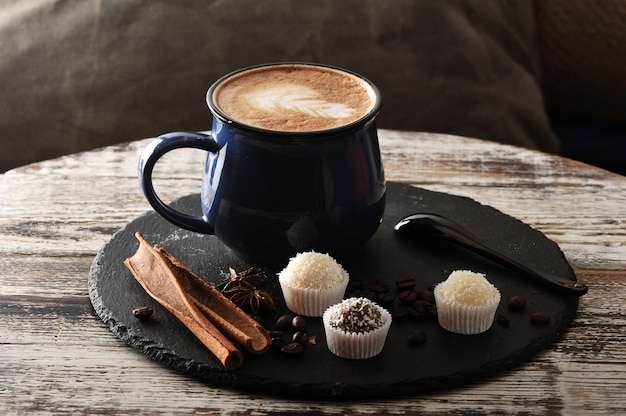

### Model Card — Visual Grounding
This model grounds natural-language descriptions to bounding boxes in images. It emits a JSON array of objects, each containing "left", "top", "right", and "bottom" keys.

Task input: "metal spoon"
[{"left": 394, "top": 212, "right": 588, "bottom": 296}]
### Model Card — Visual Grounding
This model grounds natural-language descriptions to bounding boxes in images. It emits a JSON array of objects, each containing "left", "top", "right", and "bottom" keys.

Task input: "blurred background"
[{"left": 1, "top": 0, "right": 624, "bottom": 175}]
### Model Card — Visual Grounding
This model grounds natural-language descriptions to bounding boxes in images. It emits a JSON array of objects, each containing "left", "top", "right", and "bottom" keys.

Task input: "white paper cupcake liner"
[
  {"left": 280, "top": 278, "right": 349, "bottom": 317},
  {"left": 322, "top": 305, "right": 392, "bottom": 360},
  {"left": 434, "top": 283, "right": 501, "bottom": 334}
]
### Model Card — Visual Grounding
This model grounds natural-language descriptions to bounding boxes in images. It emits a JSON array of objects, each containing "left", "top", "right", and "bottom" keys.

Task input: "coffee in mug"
[
  {"left": 211, "top": 64, "right": 377, "bottom": 132},
  {"left": 139, "top": 63, "right": 385, "bottom": 266}
]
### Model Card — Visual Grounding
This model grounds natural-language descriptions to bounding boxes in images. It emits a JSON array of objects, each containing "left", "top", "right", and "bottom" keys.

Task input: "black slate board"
[{"left": 88, "top": 182, "right": 579, "bottom": 398}]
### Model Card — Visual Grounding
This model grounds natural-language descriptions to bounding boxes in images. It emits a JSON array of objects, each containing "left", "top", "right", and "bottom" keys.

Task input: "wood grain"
[{"left": 1, "top": 130, "right": 625, "bottom": 415}]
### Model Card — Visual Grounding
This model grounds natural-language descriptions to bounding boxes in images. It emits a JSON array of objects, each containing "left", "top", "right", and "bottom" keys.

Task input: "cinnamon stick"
[
  {"left": 124, "top": 233, "right": 245, "bottom": 370},
  {"left": 154, "top": 244, "right": 271, "bottom": 355}
]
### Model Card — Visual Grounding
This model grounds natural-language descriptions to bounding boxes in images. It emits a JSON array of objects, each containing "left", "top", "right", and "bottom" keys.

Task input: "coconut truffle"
[
  {"left": 434, "top": 270, "right": 501, "bottom": 334},
  {"left": 323, "top": 297, "right": 392, "bottom": 359},
  {"left": 278, "top": 251, "right": 349, "bottom": 317}
]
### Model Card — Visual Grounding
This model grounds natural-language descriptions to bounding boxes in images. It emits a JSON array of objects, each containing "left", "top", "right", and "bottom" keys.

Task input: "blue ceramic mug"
[{"left": 139, "top": 63, "right": 385, "bottom": 266}]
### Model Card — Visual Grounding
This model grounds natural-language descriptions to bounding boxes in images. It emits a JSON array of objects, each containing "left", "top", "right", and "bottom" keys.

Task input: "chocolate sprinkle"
[{"left": 327, "top": 298, "right": 385, "bottom": 334}]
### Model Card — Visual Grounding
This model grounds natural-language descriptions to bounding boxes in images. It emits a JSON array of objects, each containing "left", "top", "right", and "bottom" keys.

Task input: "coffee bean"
[
  {"left": 292, "top": 315, "right": 307, "bottom": 332},
  {"left": 508, "top": 296, "right": 526, "bottom": 311},
  {"left": 399, "top": 290, "right": 417, "bottom": 304},
  {"left": 275, "top": 314, "right": 293, "bottom": 330},
  {"left": 407, "top": 330, "right": 426, "bottom": 346},
  {"left": 132, "top": 306, "right": 153, "bottom": 319},
  {"left": 415, "top": 289, "right": 435, "bottom": 304},
  {"left": 411, "top": 300, "right": 429, "bottom": 313},
  {"left": 376, "top": 292, "right": 396, "bottom": 305},
  {"left": 281, "top": 342, "right": 304, "bottom": 355},
  {"left": 268, "top": 330, "right": 284, "bottom": 338},
  {"left": 271, "top": 337, "right": 288, "bottom": 350},
  {"left": 424, "top": 302, "right": 437, "bottom": 318},
  {"left": 396, "top": 278, "right": 417, "bottom": 290},
  {"left": 531, "top": 312, "right": 550, "bottom": 325},
  {"left": 292, "top": 331, "right": 309, "bottom": 345},
  {"left": 392, "top": 306, "right": 411, "bottom": 321},
  {"left": 409, "top": 300, "right": 434, "bottom": 320},
  {"left": 497, "top": 313, "right": 510, "bottom": 326}
]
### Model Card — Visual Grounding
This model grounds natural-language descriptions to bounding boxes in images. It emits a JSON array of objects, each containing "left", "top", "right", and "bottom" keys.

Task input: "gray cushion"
[{"left": 0, "top": 0, "right": 558, "bottom": 172}]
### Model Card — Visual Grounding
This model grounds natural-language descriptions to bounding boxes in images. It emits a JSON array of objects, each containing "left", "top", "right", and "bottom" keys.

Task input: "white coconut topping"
[
  {"left": 436, "top": 270, "right": 497, "bottom": 306},
  {"left": 278, "top": 251, "right": 349, "bottom": 290}
]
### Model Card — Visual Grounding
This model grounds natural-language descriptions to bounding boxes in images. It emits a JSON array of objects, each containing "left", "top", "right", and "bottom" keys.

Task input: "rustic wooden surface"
[{"left": 1, "top": 130, "right": 624, "bottom": 415}]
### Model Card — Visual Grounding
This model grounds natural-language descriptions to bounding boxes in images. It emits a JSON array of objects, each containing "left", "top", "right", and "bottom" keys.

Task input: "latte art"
[
  {"left": 211, "top": 64, "right": 377, "bottom": 132},
  {"left": 251, "top": 85, "right": 357, "bottom": 120}
]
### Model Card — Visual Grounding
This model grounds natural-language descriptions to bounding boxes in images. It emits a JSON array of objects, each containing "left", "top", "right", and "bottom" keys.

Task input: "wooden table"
[{"left": 1, "top": 130, "right": 624, "bottom": 415}]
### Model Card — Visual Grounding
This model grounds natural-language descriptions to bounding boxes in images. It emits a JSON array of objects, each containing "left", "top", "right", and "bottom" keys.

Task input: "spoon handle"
[{"left": 394, "top": 213, "right": 588, "bottom": 296}]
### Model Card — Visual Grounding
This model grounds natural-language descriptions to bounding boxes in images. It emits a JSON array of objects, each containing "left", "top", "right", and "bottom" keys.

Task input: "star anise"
[
  {"left": 219, "top": 267, "right": 274, "bottom": 316},
  {"left": 223, "top": 284, "right": 276, "bottom": 316}
]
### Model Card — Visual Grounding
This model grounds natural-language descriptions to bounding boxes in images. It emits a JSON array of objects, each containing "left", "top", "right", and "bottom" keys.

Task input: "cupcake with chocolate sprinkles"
[
  {"left": 278, "top": 251, "right": 350, "bottom": 317},
  {"left": 323, "top": 297, "right": 392, "bottom": 359},
  {"left": 433, "top": 270, "right": 501, "bottom": 334}
]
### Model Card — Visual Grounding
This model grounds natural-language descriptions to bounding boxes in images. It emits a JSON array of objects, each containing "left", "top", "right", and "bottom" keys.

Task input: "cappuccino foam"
[{"left": 212, "top": 64, "right": 377, "bottom": 132}]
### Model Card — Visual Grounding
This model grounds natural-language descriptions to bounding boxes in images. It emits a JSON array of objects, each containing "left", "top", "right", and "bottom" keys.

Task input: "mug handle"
[{"left": 139, "top": 131, "right": 220, "bottom": 234}]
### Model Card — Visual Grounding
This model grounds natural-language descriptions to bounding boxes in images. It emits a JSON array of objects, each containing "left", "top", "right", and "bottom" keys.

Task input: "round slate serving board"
[{"left": 88, "top": 182, "right": 579, "bottom": 398}]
